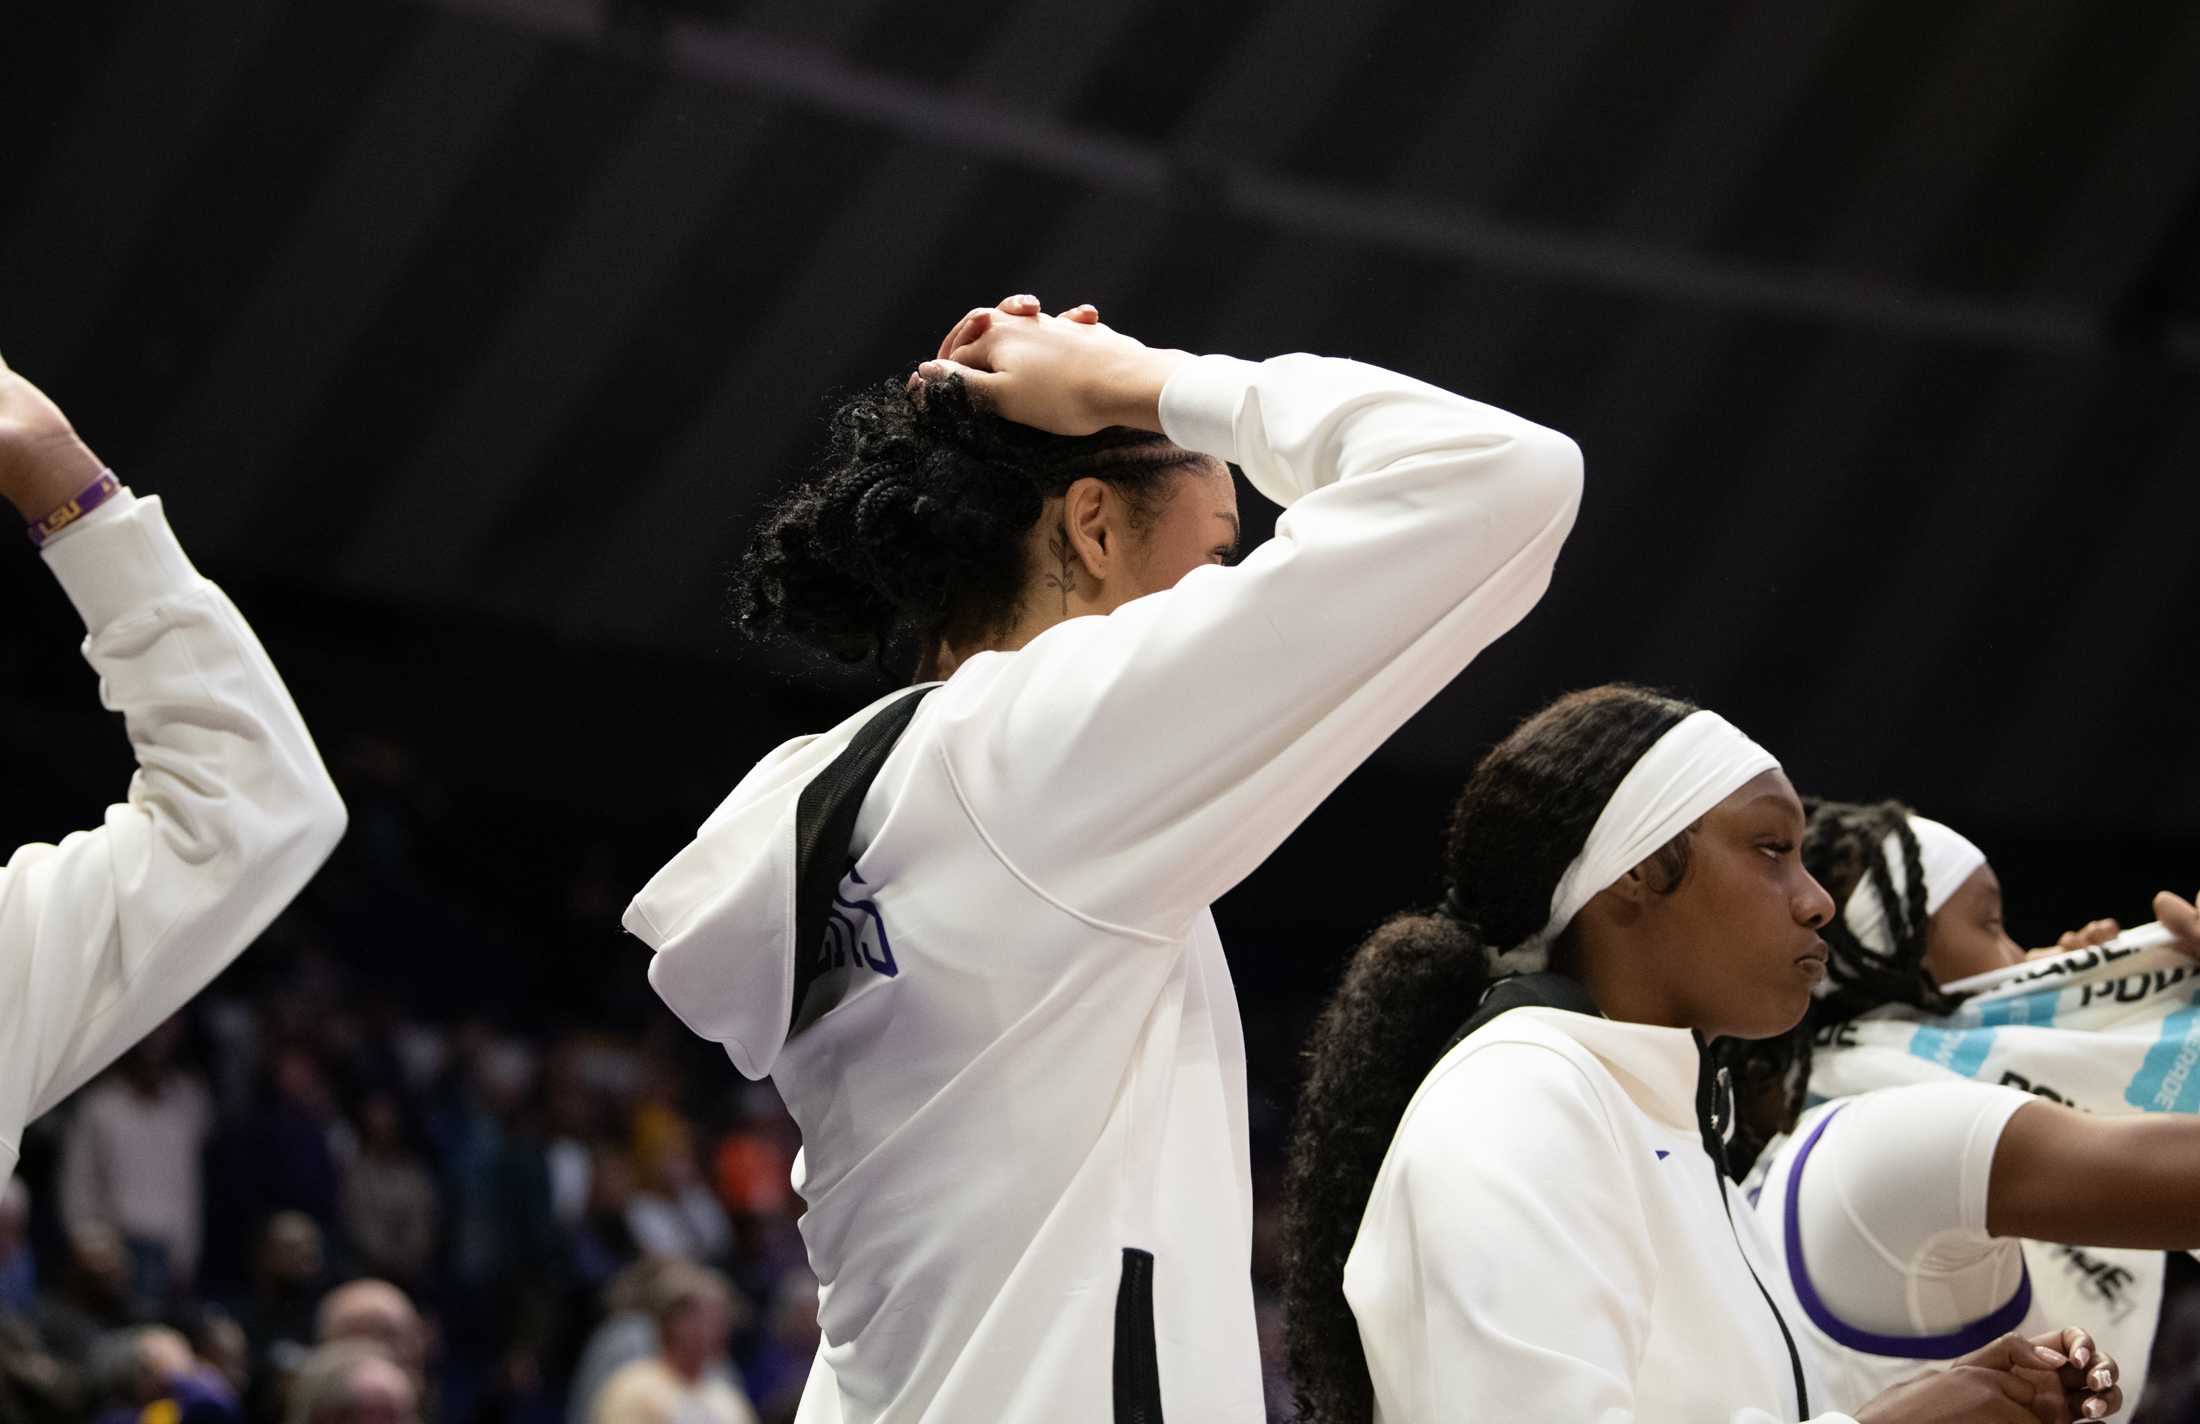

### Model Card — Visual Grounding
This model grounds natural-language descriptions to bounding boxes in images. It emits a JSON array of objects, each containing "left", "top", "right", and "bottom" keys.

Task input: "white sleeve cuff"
[
  {"left": 40, "top": 493, "right": 208, "bottom": 632},
  {"left": 1157, "top": 353, "right": 1263, "bottom": 465}
]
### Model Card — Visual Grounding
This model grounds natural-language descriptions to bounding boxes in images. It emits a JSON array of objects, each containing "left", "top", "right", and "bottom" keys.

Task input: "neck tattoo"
[{"left": 1042, "top": 527, "right": 1078, "bottom": 616}]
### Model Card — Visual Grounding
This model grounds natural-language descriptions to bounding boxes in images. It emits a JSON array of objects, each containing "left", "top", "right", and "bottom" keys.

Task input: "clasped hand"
[{"left": 912, "top": 293, "right": 1188, "bottom": 437}]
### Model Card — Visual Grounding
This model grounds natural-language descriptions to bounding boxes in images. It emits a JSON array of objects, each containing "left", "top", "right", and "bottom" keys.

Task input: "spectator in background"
[
  {"left": 590, "top": 1264, "right": 753, "bottom": 1424},
  {"left": 315, "top": 1279, "right": 429, "bottom": 1411},
  {"left": 543, "top": 1060, "right": 601, "bottom": 1234},
  {"left": 0, "top": 1310, "right": 81, "bottom": 1423},
  {"left": 0, "top": 1177, "right": 34, "bottom": 1313},
  {"left": 31, "top": 1221, "right": 138, "bottom": 1368},
  {"left": 570, "top": 1146, "right": 642, "bottom": 1292},
  {"left": 624, "top": 1111, "right": 727, "bottom": 1264},
  {"left": 233, "top": 1211, "right": 327, "bottom": 1413},
  {"left": 184, "top": 1306, "right": 254, "bottom": 1407},
  {"left": 339, "top": 1095, "right": 437, "bottom": 1290},
  {"left": 90, "top": 1324, "right": 241, "bottom": 1424},
  {"left": 283, "top": 1341, "right": 417, "bottom": 1424},
  {"left": 59, "top": 1018, "right": 214, "bottom": 1305},
  {"left": 566, "top": 1257, "right": 682, "bottom": 1424},
  {"left": 709, "top": 1089, "right": 792, "bottom": 1223},
  {"left": 738, "top": 1277, "right": 817, "bottom": 1424},
  {"left": 237, "top": 1049, "right": 346, "bottom": 1237}
]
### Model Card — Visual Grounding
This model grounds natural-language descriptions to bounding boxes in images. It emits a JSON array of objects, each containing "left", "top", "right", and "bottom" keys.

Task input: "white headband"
[
  {"left": 1840, "top": 815, "right": 1986, "bottom": 955},
  {"left": 1507, "top": 711, "right": 1780, "bottom": 968}
]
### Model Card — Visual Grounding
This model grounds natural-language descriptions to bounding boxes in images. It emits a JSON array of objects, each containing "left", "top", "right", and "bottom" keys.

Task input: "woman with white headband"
[
  {"left": 1282, "top": 685, "right": 2124, "bottom": 1424},
  {"left": 1720, "top": 801, "right": 2200, "bottom": 1414}
]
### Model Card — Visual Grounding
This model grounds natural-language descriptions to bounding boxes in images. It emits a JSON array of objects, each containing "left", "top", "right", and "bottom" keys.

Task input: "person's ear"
[
  {"left": 1061, "top": 477, "right": 1114, "bottom": 580},
  {"left": 1609, "top": 863, "right": 1659, "bottom": 906}
]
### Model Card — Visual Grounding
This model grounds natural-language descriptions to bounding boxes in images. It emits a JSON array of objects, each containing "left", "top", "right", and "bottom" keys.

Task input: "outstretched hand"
[
  {"left": 913, "top": 292, "right": 1189, "bottom": 437},
  {"left": 0, "top": 347, "right": 105, "bottom": 521}
]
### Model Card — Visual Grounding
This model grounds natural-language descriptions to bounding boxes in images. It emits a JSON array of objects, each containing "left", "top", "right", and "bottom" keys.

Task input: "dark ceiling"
[{"left": 4, "top": 0, "right": 2198, "bottom": 963}]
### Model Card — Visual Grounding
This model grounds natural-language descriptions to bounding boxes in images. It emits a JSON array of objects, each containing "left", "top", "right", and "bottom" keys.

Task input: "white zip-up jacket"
[
  {"left": 626, "top": 353, "right": 1583, "bottom": 1423},
  {"left": 2, "top": 492, "right": 347, "bottom": 1185},
  {"left": 1347, "top": 978, "right": 1862, "bottom": 1424}
]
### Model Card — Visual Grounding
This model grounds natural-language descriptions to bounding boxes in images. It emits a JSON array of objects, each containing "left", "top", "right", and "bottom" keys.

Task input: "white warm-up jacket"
[
  {"left": 1, "top": 493, "right": 347, "bottom": 1184},
  {"left": 1347, "top": 986, "right": 1863, "bottom": 1424},
  {"left": 627, "top": 353, "right": 1583, "bottom": 1423}
]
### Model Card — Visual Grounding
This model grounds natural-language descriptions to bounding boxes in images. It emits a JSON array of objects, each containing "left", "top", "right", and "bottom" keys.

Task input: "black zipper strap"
[
  {"left": 1113, "top": 1247, "right": 1164, "bottom": 1423},
  {"left": 1700, "top": 1050, "right": 1810, "bottom": 1419},
  {"left": 1714, "top": 1161, "right": 1812, "bottom": 1419}
]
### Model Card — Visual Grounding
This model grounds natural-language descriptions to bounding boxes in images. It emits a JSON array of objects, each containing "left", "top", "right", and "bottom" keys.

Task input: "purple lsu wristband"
[{"left": 27, "top": 468, "right": 123, "bottom": 547}]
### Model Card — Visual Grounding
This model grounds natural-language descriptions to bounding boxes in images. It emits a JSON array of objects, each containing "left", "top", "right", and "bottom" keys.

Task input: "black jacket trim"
[
  {"left": 1113, "top": 1247, "right": 1163, "bottom": 1423},
  {"left": 790, "top": 687, "right": 934, "bottom": 1037}
]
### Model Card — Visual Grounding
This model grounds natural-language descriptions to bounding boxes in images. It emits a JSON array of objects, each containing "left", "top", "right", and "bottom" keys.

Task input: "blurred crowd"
[{"left": 0, "top": 982, "right": 823, "bottom": 1424}]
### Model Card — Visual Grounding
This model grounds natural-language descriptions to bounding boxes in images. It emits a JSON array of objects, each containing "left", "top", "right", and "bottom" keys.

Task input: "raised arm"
[
  {"left": 0, "top": 351, "right": 347, "bottom": 1152},
  {"left": 931, "top": 314, "right": 1584, "bottom": 935}
]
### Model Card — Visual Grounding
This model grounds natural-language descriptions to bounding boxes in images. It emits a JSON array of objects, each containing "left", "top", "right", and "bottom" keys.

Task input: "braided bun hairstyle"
[
  {"left": 1283, "top": 684, "right": 1700, "bottom": 1424},
  {"left": 733, "top": 372, "right": 1193, "bottom": 666},
  {"left": 1719, "top": 798, "right": 1964, "bottom": 1175}
]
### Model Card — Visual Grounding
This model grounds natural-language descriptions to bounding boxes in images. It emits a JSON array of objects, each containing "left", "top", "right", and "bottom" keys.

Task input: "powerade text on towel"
[{"left": 625, "top": 353, "right": 1583, "bottom": 1423}]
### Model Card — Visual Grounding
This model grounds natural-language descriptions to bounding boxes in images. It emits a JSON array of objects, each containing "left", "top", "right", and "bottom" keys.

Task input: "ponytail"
[{"left": 1283, "top": 911, "right": 1492, "bottom": 1424}]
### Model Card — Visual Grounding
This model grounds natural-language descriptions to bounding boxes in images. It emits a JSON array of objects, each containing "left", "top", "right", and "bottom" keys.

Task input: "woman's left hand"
[{"left": 2025, "top": 1326, "right": 2120, "bottom": 1421}]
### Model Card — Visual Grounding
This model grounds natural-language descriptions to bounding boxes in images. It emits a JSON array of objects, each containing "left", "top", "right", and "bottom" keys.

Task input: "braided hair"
[
  {"left": 733, "top": 372, "right": 1194, "bottom": 668},
  {"left": 1282, "top": 684, "right": 1700, "bottom": 1424},
  {"left": 1719, "top": 798, "right": 1967, "bottom": 1175}
]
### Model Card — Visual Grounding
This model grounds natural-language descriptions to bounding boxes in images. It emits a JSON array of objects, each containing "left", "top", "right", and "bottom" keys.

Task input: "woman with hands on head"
[
  {"left": 626, "top": 296, "right": 1585, "bottom": 1421},
  {"left": 1283, "top": 685, "right": 2123, "bottom": 1424}
]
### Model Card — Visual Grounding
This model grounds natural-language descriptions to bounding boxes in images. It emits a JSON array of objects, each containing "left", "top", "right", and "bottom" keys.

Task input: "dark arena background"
[{"left": 3, "top": 1, "right": 2199, "bottom": 1420}]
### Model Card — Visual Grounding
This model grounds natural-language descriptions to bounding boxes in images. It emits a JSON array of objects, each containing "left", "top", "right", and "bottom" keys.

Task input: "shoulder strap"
[
  {"left": 1443, "top": 971, "right": 1603, "bottom": 1055},
  {"left": 790, "top": 686, "right": 936, "bottom": 1035}
]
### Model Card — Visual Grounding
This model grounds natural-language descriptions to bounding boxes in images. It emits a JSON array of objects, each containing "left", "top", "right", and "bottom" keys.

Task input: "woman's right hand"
[
  {"left": 915, "top": 293, "right": 1190, "bottom": 437},
  {"left": 1854, "top": 1329, "right": 2121, "bottom": 1423}
]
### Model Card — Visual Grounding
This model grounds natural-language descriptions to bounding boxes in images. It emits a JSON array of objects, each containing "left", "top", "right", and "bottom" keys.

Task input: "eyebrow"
[{"left": 1216, "top": 511, "right": 1241, "bottom": 554}]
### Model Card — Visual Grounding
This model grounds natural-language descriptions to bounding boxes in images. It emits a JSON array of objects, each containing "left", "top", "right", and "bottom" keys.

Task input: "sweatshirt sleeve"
[
  {"left": 938, "top": 353, "right": 1583, "bottom": 936},
  {"left": 0, "top": 493, "right": 348, "bottom": 1149},
  {"left": 1349, "top": 1043, "right": 1860, "bottom": 1424},
  {"left": 1785, "top": 1084, "right": 2033, "bottom": 1343}
]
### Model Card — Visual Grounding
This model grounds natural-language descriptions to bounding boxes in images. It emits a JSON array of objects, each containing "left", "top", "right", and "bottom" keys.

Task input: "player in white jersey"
[
  {"left": 626, "top": 295, "right": 1585, "bottom": 1422},
  {"left": 0, "top": 346, "right": 347, "bottom": 1187},
  {"left": 1284, "top": 685, "right": 2125, "bottom": 1424},
  {"left": 1723, "top": 799, "right": 2200, "bottom": 1412}
]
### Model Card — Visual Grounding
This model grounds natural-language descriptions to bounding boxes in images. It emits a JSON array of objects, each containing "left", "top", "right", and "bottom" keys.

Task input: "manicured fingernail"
[
  {"left": 2035, "top": 1346, "right": 2069, "bottom": 1367},
  {"left": 2092, "top": 1367, "right": 2113, "bottom": 1390},
  {"left": 2084, "top": 1398, "right": 2106, "bottom": 1419},
  {"left": 2074, "top": 1343, "right": 2092, "bottom": 1368}
]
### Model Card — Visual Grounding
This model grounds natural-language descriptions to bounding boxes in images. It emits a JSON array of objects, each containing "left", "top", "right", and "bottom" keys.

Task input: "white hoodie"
[
  {"left": 2, "top": 493, "right": 347, "bottom": 1185},
  {"left": 1347, "top": 981, "right": 1862, "bottom": 1424},
  {"left": 626, "top": 352, "right": 1582, "bottom": 1424}
]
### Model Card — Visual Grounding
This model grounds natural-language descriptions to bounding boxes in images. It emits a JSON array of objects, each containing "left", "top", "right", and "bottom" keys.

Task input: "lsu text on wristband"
[{"left": 27, "top": 467, "right": 123, "bottom": 547}]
